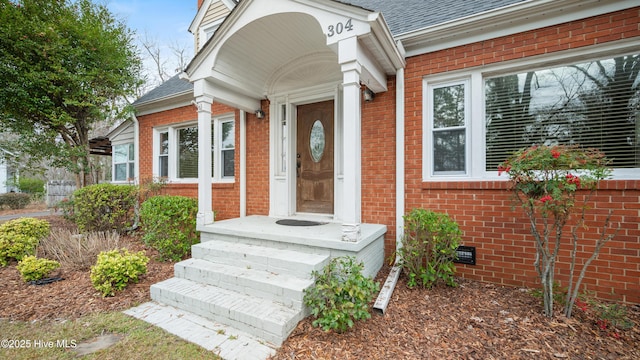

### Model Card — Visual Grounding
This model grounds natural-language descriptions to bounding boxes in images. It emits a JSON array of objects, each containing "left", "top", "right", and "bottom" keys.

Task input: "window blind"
[{"left": 485, "top": 54, "right": 639, "bottom": 170}]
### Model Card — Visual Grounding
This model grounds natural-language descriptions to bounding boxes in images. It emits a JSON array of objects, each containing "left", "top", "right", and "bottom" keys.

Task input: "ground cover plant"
[{"left": 304, "top": 256, "right": 379, "bottom": 333}]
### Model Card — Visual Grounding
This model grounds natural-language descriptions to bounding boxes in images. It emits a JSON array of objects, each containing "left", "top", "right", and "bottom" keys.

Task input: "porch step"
[
  {"left": 124, "top": 301, "right": 275, "bottom": 360},
  {"left": 191, "top": 240, "right": 330, "bottom": 279},
  {"left": 174, "top": 258, "right": 314, "bottom": 309},
  {"left": 150, "top": 277, "right": 304, "bottom": 346}
]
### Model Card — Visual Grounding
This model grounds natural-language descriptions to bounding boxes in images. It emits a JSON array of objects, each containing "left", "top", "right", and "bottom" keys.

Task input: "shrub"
[
  {"left": 499, "top": 145, "right": 613, "bottom": 318},
  {"left": 17, "top": 177, "right": 45, "bottom": 197},
  {"left": 398, "top": 209, "right": 460, "bottom": 289},
  {"left": 303, "top": 256, "right": 379, "bottom": 333},
  {"left": 0, "top": 192, "right": 31, "bottom": 209},
  {"left": 0, "top": 218, "right": 50, "bottom": 266},
  {"left": 71, "top": 183, "right": 138, "bottom": 233},
  {"left": 140, "top": 195, "right": 199, "bottom": 261},
  {"left": 16, "top": 255, "right": 60, "bottom": 282},
  {"left": 39, "top": 228, "right": 120, "bottom": 271},
  {"left": 90, "top": 248, "right": 149, "bottom": 297}
]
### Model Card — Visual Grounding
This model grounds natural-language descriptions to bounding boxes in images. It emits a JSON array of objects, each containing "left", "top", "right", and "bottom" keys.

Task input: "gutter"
[
  {"left": 373, "top": 64, "right": 405, "bottom": 315},
  {"left": 132, "top": 114, "right": 140, "bottom": 182}
]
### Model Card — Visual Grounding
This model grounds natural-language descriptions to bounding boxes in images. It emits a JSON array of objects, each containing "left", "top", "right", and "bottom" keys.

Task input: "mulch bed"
[{"left": 1, "top": 215, "right": 638, "bottom": 359}]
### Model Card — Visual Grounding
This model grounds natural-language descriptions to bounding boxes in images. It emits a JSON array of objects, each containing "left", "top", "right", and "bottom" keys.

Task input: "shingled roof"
[
  {"left": 132, "top": 74, "right": 193, "bottom": 107},
  {"left": 134, "top": 0, "right": 527, "bottom": 107},
  {"left": 336, "top": 0, "right": 526, "bottom": 35}
]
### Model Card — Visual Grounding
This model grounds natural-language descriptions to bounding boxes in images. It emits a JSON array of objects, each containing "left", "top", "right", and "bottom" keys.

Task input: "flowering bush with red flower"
[{"left": 499, "top": 145, "right": 616, "bottom": 318}]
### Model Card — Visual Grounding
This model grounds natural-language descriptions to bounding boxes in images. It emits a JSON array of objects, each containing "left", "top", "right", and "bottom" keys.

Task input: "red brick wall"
[
  {"left": 245, "top": 100, "right": 270, "bottom": 216},
  {"left": 402, "top": 8, "right": 640, "bottom": 303},
  {"left": 362, "top": 79, "right": 398, "bottom": 252},
  {"left": 137, "top": 103, "right": 241, "bottom": 220}
]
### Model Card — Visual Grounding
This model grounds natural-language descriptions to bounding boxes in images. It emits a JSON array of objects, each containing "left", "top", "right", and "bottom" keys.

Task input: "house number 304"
[{"left": 327, "top": 19, "right": 354, "bottom": 37}]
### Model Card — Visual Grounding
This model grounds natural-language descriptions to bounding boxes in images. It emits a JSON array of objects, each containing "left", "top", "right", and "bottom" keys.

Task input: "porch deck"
[{"left": 198, "top": 215, "right": 386, "bottom": 277}]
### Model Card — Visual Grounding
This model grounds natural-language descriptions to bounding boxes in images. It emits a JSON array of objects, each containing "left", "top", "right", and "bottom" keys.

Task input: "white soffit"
[{"left": 185, "top": 0, "right": 404, "bottom": 103}]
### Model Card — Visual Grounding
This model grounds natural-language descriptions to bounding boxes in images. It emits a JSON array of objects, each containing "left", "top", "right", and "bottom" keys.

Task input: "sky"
[{"left": 105, "top": 0, "right": 200, "bottom": 88}]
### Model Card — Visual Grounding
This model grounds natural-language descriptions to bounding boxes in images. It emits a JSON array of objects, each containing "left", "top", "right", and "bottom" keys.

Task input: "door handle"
[{"left": 296, "top": 153, "right": 301, "bottom": 177}]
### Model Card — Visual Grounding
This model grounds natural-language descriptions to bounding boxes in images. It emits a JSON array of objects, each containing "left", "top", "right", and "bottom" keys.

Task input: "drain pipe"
[
  {"left": 240, "top": 110, "right": 247, "bottom": 217},
  {"left": 373, "top": 65, "right": 405, "bottom": 315}
]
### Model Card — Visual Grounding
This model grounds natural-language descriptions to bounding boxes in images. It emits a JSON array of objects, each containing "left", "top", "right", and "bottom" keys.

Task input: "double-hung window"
[
  {"left": 214, "top": 119, "right": 235, "bottom": 179},
  {"left": 113, "top": 143, "right": 134, "bottom": 182},
  {"left": 425, "top": 79, "right": 470, "bottom": 176},
  {"left": 154, "top": 114, "right": 235, "bottom": 182}
]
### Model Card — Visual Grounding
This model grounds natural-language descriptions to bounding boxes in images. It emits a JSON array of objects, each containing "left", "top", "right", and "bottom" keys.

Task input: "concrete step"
[
  {"left": 174, "top": 258, "right": 313, "bottom": 310},
  {"left": 191, "top": 240, "right": 329, "bottom": 279},
  {"left": 124, "top": 302, "right": 275, "bottom": 360},
  {"left": 150, "top": 277, "right": 303, "bottom": 346}
]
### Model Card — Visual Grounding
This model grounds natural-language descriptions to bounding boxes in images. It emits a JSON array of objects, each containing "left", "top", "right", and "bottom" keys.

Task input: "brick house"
[{"left": 124, "top": 0, "right": 639, "bottom": 352}]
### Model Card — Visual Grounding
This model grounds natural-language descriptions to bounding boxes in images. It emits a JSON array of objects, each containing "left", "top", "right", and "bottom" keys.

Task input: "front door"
[{"left": 296, "top": 100, "right": 334, "bottom": 214}]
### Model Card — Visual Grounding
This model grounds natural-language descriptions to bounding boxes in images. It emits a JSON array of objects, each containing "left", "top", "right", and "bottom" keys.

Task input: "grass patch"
[{"left": 0, "top": 311, "right": 219, "bottom": 359}]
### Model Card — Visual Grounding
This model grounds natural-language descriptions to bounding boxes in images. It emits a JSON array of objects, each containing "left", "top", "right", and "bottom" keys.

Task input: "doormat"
[{"left": 276, "top": 219, "right": 327, "bottom": 226}]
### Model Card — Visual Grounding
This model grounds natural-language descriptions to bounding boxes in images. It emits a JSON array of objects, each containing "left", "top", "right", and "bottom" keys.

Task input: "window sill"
[{"left": 421, "top": 179, "right": 640, "bottom": 190}]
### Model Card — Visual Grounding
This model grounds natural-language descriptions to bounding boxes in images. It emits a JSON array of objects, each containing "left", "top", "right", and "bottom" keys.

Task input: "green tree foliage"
[{"left": 0, "top": 0, "right": 143, "bottom": 188}]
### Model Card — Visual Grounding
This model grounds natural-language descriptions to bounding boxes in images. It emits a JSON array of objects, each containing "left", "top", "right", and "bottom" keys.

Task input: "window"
[
  {"left": 178, "top": 126, "right": 198, "bottom": 178},
  {"left": 486, "top": 55, "right": 640, "bottom": 170},
  {"left": 113, "top": 143, "right": 134, "bottom": 182},
  {"left": 214, "top": 119, "right": 235, "bottom": 178},
  {"left": 154, "top": 114, "right": 235, "bottom": 182},
  {"left": 423, "top": 51, "right": 639, "bottom": 181},
  {"left": 426, "top": 80, "right": 470, "bottom": 176},
  {"left": 159, "top": 131, "right": 169, "bottom": 178}
]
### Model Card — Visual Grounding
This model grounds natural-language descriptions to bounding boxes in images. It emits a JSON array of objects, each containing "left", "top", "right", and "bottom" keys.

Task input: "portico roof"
[{"left": 183, "top": 0, "right": 404, "bottom": 112}]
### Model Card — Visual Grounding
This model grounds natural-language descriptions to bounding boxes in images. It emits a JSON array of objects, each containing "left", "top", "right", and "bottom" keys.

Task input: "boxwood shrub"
[
  {"left": 71, "top": 183, "right": 138, "bottom": 233},
  {"left": 0, "top": 192, "right": 31, "bottom": 210},
  {"left": 16, "top": 256, "right": 60, "bottom": 282},
  {"left": 140, "top": 195, "right": 199, "bottom": 261},
  {"left": 90, "top": 249, "right": 149, "bottom": 297},
  {"left": 0, "top": 218, "right": 50, "bottom": 266}
]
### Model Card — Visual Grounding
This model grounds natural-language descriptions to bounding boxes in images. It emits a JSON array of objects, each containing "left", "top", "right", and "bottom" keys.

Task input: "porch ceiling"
[{"left": 211, "top": 12, "right": 339, "bottom": 99}]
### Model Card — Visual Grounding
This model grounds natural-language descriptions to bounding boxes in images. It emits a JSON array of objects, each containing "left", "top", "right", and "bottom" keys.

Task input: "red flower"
[
  {"left": 575, "top": 299, "right": 588, "bottom": 312},
  {"left": 566, "top": 173, "right": 581, "bottom": 187},
  {"left": 539, "top": 195, "right": 553, "bottom": 203},
  {"left": 551, "top": 150, "right": 561, "bottom": 159},
  {"left": 498, "top": 165, "right": 511, "bottom": 176}
]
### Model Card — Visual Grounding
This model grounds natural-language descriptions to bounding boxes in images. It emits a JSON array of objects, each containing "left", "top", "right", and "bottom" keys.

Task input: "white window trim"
[
  {"left": 213, "top": 114, "right": 235, "bottom": 182},
  {"left": 198, "top": 18, "right": 224, "bottom": 51},
  {"left": 422, "top": 42, "right": 640, "bottom": 182},
  {"left": 424, "top": 78, "right": 472, "bottom": 179},
  {"left": 153, "top": 114, "right": 236, "bottom": 184}
]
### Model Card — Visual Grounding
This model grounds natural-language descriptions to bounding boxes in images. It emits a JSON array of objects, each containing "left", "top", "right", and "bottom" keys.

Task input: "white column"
[
  {"left": 339, "top": 37, "right": 362, "bottom": 242},
  {"left": 196, "top": 95, "right": 214, "bottom": 226}
]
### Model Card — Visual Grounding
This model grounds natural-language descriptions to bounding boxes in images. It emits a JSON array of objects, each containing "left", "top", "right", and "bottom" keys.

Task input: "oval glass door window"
[{"left": 309, "top": 120, "right": 325, "bottom": 163}]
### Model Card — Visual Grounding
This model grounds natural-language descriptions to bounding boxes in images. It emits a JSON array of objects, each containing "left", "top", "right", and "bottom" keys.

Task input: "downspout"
[
  {"left": 373, "top": 66, "right": 405, "bottom": 314},
  {"left": 132, "top": 115, "right": 140, "bottom": 182},
  {"left": 128, "top": 114, "right": 141, "bottom": 232},
  {"left": 240, "top": 110, "right": 247, "bottom": 217}
]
